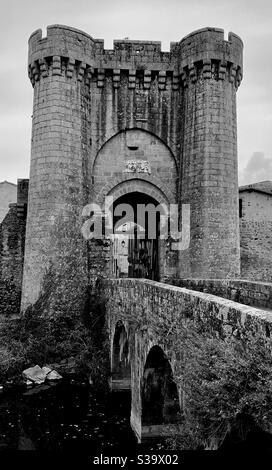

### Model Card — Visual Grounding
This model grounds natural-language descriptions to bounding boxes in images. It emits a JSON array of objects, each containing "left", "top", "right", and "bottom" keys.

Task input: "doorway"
[{"left": 112, "top": 192, "right": 162, "bottom": 281}]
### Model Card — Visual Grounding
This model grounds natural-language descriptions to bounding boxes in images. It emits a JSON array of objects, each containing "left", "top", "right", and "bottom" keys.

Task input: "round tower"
[
  {"left": 177, "top": 28, "right": 243, "bottom": 278},
  {"left": 21, "top": 26, "right": 98, "bottom": 309}
]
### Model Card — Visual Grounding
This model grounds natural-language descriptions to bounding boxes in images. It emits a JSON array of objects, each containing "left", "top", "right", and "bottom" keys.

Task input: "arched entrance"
[
  {"left": 142, "top": 346, "right": 181, "bottom": 426},
  {"left": 111, "top": 321, "right": 131, "bottom": 390},
  {"left": 111, "top": 192, "right": 165, "bottom": 281}
]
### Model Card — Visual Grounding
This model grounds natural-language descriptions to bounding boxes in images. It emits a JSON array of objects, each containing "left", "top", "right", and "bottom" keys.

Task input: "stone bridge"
[{"left": 102, "top": 279, "right": 272, "bottom": 443}]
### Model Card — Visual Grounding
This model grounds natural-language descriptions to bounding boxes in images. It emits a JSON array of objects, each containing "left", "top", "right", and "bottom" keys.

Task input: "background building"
[{"left": 239, "top": 181, "right": 272, "bottom": 282}]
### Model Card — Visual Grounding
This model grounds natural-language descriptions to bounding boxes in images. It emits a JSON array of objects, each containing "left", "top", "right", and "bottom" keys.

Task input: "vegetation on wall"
[
  {"left": 0, "top": 207, "right": 26, "bottom": 316},
  {"left": 0, "top": 197, "right": 109, "bottom": 387}
]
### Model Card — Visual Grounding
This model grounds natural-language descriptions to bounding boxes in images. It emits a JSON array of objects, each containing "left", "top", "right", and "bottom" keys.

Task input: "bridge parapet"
[
  {"left": 103, "top": 278, "right": 272, "bottom": 342},
  {"left": 168, "top": 278, "right": 272, "bottom": 310}
]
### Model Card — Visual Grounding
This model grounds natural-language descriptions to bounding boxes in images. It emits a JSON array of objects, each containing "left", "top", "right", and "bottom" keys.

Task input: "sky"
[{"left": 1, "top": 0, "right": 272, "bottom": 185}]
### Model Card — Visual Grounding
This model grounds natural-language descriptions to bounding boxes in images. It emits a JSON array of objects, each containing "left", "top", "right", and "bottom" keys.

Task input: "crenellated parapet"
[
  {"left": 28, "top": 25, "right": 243, "bottom": 90},
  {"left": 28, "top": 25, "right": 175, "bottom": 89},
  {"left": 29, "top": 25, "right": 243, "bottom": 91},
  {"left": 176, "top": 28, "right": 243, "bottom": 90},
  {"left": 28, "top": 25, "right": 101, "bottom": 63}
]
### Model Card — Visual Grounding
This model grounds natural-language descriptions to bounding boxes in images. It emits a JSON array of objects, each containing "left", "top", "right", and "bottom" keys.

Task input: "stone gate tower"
[{"left": 22, "top": 25, "right": 243, "bottom": 309}]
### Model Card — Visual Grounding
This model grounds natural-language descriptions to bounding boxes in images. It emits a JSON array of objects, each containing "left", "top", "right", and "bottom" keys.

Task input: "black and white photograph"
[{"left": 0, "top": 0, "right": 272, "bottom": 466}]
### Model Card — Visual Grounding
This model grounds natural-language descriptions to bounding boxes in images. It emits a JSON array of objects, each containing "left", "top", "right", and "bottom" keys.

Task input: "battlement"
[
  {"left": 29, "top": 25, "right": 167, "bottom": 56},
  {"left": 176, "top": 27, "right": 243, "bottom": 71},
  {"left": 28, "top": 24, "right": 243, "bottom": 89},
  {"left": 28, "top": 24, "right": 173, "bottom": 73},
  {"left": 28, "top": 25, "right": 103, "bottom": 64},
  {"left": 113, "top": 39, "right": 162, "bottom": 53}
]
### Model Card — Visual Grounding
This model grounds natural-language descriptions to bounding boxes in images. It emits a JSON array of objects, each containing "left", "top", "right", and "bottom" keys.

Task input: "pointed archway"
[
  {"left": 142, "top": 346, "right": 181, "bottom": 425},
  {"left": 111, "top": 191, "right": 166, "bottom": 280},
  {"left": 130, "top": 345, "right": 182, "bottom": 442},
  {"left": 111, "top": 321, "right": 131, "bottom": 391}
]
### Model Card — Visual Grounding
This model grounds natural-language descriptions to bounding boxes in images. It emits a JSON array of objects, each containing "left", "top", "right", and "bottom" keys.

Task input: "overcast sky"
[{"left": 1, "top": 0, "right": 272, "bottom": 185}]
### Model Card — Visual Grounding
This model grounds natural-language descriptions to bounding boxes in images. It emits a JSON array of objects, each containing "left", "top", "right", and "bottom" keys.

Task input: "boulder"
[
  {"left": 22, "top": 365, "right": 48, "bottom": 384},
  {"left": 46, "top": 370, "right": 62, "bottom": 381},
  {"left": 42, "top": 366, "right": 52, "bottom": 376}
]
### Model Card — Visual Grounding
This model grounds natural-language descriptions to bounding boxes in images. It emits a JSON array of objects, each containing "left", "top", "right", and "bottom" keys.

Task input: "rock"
[
  {"left": 42, "top": 366, "right": 52, "bottom": 376},
  {"left": 46, "top": 370, "right": 62, "bottom": 381},
  {"left": 22, "top": 365, "right": 48, "bottom": 384},
  {"left": 26, "top": 380, "right": 33, "bottom": 387},
  {"left": 0, "top": 385, "right": 3, "bottom": 392}
]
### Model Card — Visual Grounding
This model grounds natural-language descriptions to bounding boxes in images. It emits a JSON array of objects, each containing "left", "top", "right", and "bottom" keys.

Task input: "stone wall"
[
  {"left": 240, "top": 190, "right": 272, "bottom": 221},
  {"left": 168, "top": 278, "right": 272, "bottom": 310},
  {"left": 239, "top": 190, "right": 272, "bottom": 282},
  {"left": 0, "top": 210, "right": 26, "bottom": 315},
  {"left": 240, "top": 221, "right": 272, "bottom": 282},
  {"left": 0, "top": 180, "right": 28, "bottom": 315}
]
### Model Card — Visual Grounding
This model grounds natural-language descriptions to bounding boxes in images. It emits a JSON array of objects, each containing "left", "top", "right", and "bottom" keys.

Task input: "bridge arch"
[
  {"left": 142, "top": 345, "right": 181, "bottom": 426},
  {"left": 111, "top": 320, "right": 131, "bottom": 390}
]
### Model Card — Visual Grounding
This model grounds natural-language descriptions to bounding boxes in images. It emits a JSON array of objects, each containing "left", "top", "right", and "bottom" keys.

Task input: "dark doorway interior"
[
  {"left": 142, "top": 346, "right": 181, "bottom": 425},
  {"left": 112, "top": 321, "right": 130, "bottom": 381},
  {"left": 112, "top": 192, "right": 161, "bottom": 281}
]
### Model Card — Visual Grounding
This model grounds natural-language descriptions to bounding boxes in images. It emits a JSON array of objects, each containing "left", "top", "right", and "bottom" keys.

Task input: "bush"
[
  {"left": 0, "top": 285, "right": 109, "bottom": 387},
  {"left": 165, "top": 320, "right": 272, "bottom": 450},
  {"left": 0, "top": 195, "right": 110, "bottom": 387}
]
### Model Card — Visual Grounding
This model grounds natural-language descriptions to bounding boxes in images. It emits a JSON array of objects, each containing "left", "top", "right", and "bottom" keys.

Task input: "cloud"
[{"left": 239, "top": 152, "right": 272, "bottom": 185}]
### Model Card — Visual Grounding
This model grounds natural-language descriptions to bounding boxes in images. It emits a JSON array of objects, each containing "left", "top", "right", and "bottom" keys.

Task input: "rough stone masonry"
[{"left": 21, "top": 25, "right": 243, "bottom": 309}]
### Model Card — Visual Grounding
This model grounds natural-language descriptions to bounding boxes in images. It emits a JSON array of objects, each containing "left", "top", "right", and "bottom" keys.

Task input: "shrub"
[
  {"left": 0, "top": 193, "right": 110, "bottom": 387},
  {"left": 166, "top": 320, "right": 272, "bottom": 450}
]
